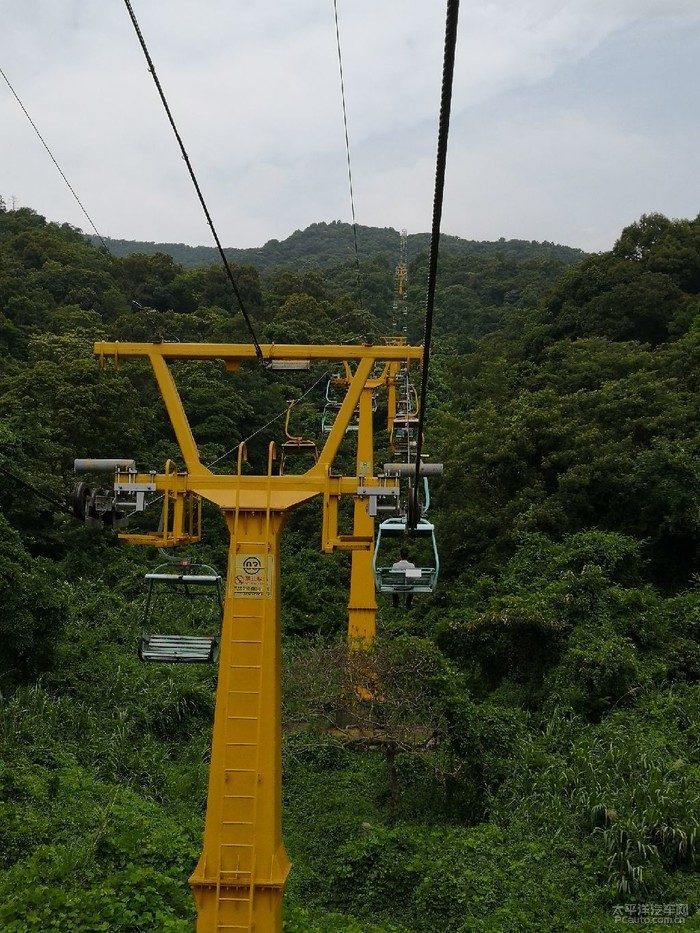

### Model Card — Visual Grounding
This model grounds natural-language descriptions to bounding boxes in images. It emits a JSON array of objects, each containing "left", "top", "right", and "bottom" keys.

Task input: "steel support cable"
[
  {"left": 0, "top": 65, "right": 110, "bottom": 252},
  {"left": 0, "top": 464, "right": 74, "bottom": 516},
  {"left": 122, "top": 0, "right": 265, "bottom": 366},
  {"left": 137, "top": 366, "right": 333, "bottom": 525},
  {"left": 333, "top": 0, "right": 362, "bottom": 296},
  {"left": 1, "top": 372, "right": 329, "bottom": 520},
  {"left": 205, "top": 367, "right": 331, "bottom": 469},
  {"left": 410, "top": 0, "right": 459, "bottom": 528}
]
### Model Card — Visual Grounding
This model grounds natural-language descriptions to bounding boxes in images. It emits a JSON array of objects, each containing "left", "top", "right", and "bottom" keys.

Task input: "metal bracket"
[
  {"left": 72, "top": 459, "right": 156, "bottom": 527},
  {"left": 356, "top": 485, "right": 400, "bottom": 517},
  {"left": 113, "top": 468, "right": 157, "bottom": 515}
]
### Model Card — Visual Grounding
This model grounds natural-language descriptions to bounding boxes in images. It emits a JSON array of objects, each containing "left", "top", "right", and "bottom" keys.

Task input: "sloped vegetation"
[{"left": 2, "top": 203, "right": 700, "bottom": 929}]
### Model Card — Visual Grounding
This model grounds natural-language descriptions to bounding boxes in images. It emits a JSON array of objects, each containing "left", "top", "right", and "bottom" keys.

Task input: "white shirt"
[{"left": 392, "top": 559, "right": 415, "bottom": 570}]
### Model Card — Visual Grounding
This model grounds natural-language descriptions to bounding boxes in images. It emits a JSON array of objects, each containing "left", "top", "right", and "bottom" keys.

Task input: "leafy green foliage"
[
  {"left": 94, "top": 221, "right": 586, "bottom": 272},
  {"left": 0, "top": 514, "right": 68, "bottom": 686},
  {"left": 3, "top": 203, "right": 700, "bottom": 928},
  {"left": 493, "top": 689, "right": 700, "bottom": 900},
  {"left": 0, "top": 757, "right": 196, "bottom": 931},
  {"left": 325, "top": 822, "right": 612, "bottom": 932}
]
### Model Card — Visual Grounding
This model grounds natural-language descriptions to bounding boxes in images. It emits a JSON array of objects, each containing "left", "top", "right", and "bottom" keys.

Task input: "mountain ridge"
[{"left": 92, "top": 220, "right": 587, "bottom": 271}]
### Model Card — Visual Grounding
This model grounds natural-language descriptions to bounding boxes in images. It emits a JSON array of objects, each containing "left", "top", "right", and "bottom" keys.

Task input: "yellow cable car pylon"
[
  {"left": 346, "top": 350, "right": 414, "bottom": 648},
  {"left": 92, "top": 340, "right": 422, "bottom": 933}
]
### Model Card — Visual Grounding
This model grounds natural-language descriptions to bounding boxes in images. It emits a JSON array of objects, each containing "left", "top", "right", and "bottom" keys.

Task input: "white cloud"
[
  {"left": 443, "top": 113, "right": 660, "bottom": 250},
  {"left": 1, "top": 1, "right": 699, "bottom": 250}
]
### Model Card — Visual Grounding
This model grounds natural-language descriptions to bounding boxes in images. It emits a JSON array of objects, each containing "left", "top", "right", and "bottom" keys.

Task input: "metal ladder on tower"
[
  {"left": 213, "top": 607, "right": 266, "bottom": 929},
  {"left": 212, "top": 444, "right": 274, "bottom": 932}
]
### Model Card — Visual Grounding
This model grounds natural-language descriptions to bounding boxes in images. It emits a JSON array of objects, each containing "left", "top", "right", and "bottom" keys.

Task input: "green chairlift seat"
[
  {"left": 138, "top": 562, "right": 223, "bottom": 664},
  {"left": 372, "top": 516, "right": 440, "bottom": 596}
]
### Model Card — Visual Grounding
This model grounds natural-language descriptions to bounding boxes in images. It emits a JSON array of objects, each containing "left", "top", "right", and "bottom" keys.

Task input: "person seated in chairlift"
[{"left": 391, "top": 548, "right": 415, "bottom": 609}]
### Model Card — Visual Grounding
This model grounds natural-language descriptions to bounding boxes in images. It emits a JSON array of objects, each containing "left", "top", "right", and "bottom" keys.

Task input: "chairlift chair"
[
  {"left": 321, "top": 401, "right": 343, "bottom": 433},
  {"left": 325, "top": 371, "right": 348, "bottom": 405},
  {"left": 390, "top": 414, "right": 420, "bottom": 456},
  {"left": 321, "top": 370, "right": 377, "bottom": 434},
  {"left": 279, "top": 400, "right": 318, "bottom": 474},
  {"left": 395, "top": 382, "right": 419, "bottom": 418},
  {"left": 321, "top": 402, "right": 361, "bottom": 434},
  {"left": 372, "top": 515, "right": 440, "bottom": 596},
  {"left": 139, "top": 561, "right": 223, "bottom": 663}
]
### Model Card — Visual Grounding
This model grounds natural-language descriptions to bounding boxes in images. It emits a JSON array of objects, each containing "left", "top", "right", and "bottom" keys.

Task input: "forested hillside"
[
  {"left": 94, "top": 220, "right": 585, "bottom": 272},
  {"left": 2, "top": 203, "right": 700, "bottom": 931}
]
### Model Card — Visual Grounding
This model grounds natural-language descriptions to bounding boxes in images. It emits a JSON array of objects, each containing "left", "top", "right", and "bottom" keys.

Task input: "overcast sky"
[{"left": 1, "top": 1, "right": 699, "bottom": 254}]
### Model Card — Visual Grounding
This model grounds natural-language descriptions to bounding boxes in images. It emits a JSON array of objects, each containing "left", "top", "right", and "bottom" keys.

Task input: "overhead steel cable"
[
  {"left": 410, "top": 0, "right": 460, "bottom": 528},
  {"left": 122, "top": 0, "right": 265, "bottom": 366},
  {"left": 1, "top": 370, "right": 329, "bottom": 524},
  {"left": 119, "top": 366, "right": 332, "bottom": 527},
  {"left": 0, "top": 464, "right": 74, "bottom": 516},
  {"left": 333, "top": 0, "right": 362, "bottom": 295},
  {"left": 0, "top": 65, "right": 110, "bottom": 252},
  {"left": 205, "top": 367, "right": 331, "bottom": 469}
]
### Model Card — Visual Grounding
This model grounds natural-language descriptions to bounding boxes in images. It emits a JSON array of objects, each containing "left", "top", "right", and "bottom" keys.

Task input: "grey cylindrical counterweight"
[
  {"left": 383, "top": 462, "right": 443, "bottom": 477},
  {"left": 74, "top": 458, "right": 136, "bottom": 473}
]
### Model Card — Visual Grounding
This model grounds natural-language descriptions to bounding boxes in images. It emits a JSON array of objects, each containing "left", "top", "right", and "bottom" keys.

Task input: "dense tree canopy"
[{"left": 2, "top": 203, "right": 700, "bottom": 929}]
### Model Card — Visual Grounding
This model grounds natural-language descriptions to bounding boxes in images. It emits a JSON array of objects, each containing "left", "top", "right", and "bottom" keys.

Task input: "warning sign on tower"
[{"left": 232, "top": 553, "right": 273, "bottom": 599}]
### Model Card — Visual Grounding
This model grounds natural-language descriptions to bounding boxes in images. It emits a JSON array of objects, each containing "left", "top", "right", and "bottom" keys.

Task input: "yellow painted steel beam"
[
  {"left": 347, "top": 382, "right": 378, "bottom": 646},
  {"left": 128, "top": 471, "right": 385, "bottom": 511},
  {"left": 148, "top": 353, "right": 210, "bottom": 476},
  {"left": 189, "top": 509, "right": 289, "bottom": 932},
  {"left": 313, "top": 356, "right": 374, "bottom": 471},
  {"left": 95, "top": 341, "right": 423, "bottom": 364}
]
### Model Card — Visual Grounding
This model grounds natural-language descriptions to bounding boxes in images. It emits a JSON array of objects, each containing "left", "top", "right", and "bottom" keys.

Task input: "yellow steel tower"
[{"left": 90, "top": 340, "right": 422, "bottom": 933}]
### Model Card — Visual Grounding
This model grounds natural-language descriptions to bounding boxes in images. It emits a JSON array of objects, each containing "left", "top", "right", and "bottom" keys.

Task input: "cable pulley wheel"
[
  {"left": 406, "top": 481, "right": 421, "bottom": 530},
  {"left": 71, "top": 481, "right": 91, "bottom": 521}
]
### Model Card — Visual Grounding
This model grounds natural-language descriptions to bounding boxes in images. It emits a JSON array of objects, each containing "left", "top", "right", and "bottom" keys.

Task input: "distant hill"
[{"left": 93, "top": 221, "right": 587, "bottom": 271}]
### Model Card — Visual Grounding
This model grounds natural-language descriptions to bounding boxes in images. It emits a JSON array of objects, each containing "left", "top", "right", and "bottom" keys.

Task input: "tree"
[{"left": 0, "top": 513, "right": 68, "bottom": 685}]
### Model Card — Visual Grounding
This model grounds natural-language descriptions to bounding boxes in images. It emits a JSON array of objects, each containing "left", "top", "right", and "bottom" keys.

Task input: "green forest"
[
  {"left": 94, "top": 221, "right": 585, "bottom": 272},
  {"left": 2, "top": 203, "right": 700, "bottom": 931}
]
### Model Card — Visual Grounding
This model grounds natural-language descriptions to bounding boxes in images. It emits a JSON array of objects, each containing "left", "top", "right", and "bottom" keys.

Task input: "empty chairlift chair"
[
  {"left": 139, "top": 561, "right": 223, "bottom": 663},
  {"left": 321, "top": 370, "right": 371, "bottom": 433},
  {"left": 372, "top": 515, "right": 440, "bottom": 598},
  {"left": 390, "top": 373, "right": 420, "bottom": 456},
  {"left": 321, "top": 373, "right": 346, "bottom": 433},
  {"left": 390, "top": 414, "right": 420, "bottom": 457},
  {"left": 279, "top": 399, "right": 318, "bottom": 474}
]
